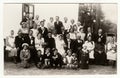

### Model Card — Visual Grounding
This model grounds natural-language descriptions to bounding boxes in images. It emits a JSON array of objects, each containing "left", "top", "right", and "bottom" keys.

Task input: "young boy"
[
  {"left": 80, "top": 45, "right": 89, "bottom": 69},
  {"left": 20, "top": 43, "right": 31, "bottom": 68},
  {"left": 52, "top": 49, "right": 62, "bottom": 68},
  {"left": 44, "top": 48, "right": 51, "bottom": 68},
  {"left": 71, "top": 53, "right": 78, "bottom": 69},
  {"left": 35, "top": 50, "right": 44, "bottom": 69}
]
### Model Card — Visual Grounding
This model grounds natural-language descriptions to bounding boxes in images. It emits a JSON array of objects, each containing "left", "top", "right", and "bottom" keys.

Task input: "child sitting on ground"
[
  {"left": 71, "top": 53, "right": 78, "bottom": 69},
  {"left": 44, "top": 48, "right": 51, "bottom": 68},
  {"left": 80, "top": 44, "right": 89, "bottom": 69},
  {"left": 52, "top": 49, "right": 62, "bottom": 68},
  {"left": 20, "top": 43, "right": 31, "bottom": 68},
  {"left": 66, "top": 49, "right": 73, "bottom": 69},
  {"left": 35, "top": 50, "right": 44, "bottom": 69}
]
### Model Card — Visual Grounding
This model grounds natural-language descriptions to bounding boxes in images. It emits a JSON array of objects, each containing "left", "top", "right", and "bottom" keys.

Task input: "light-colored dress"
[
  {"left": 84, "top": 41, "right": 95, "bottom": 59},
  {"left": 63, "top": 22, "right": 70, "bottom": 31},
  {"left": 106, "top": 42, "right": 117, "bottom": 61},
  {"left": 35, "top": 38, "right": 44, "bottom": 54},
  {"left": 70, "top": 33, "right": 76, "bottom": 40},
  {"left": 47, "top": 22, "right": 54, "bottom": 32},
  {"left": 66, "top": 55, "right": 73, "bottom": 64},
  {"left": 34, "top": 19, "right": 40, "bottom": 27},
  {"left": 77, "top": 32, "right": 86, "bottom": 41},
  {"left": 6, "top": 36, "right": 17, "bottom": 57},
  {"left": 56, "top": 39, "right": 65, "bottom": 56},
  {"left": 31, "top": 29, "right": 38, "bottom": 38},
  {"left": 20, "top": 28, "right": 29, "bottom": 34}
]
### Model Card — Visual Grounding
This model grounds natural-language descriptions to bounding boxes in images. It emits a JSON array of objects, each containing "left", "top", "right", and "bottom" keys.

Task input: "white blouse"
[
  {"left": 35, "top": 38, "right": 44, "bottom": 50},
  {"left": 84, "top": 41, "right": 95, "bottom": 51},
  {"left": 70, "top": 33, "right": 76, "bottom": 40},
  {"left": 66, "top": 55, "right": 73, "bottom": 64}
]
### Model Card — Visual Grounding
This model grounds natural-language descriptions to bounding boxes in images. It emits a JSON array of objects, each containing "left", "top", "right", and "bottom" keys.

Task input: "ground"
[{"left": 4, "top": 62, "right": 116, "bottom": 75}]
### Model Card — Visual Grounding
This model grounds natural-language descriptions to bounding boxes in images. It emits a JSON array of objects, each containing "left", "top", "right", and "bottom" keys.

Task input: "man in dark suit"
[
  {"left": 45, "top": 32, "right": 56, "bottom": 54},
  {"left": 54, "top": 16, "right": 64, "bottom": 34},
  {"left": 74, "top": 35, "right": 84, "bottom": 63},
  {"left": 38, "top": 21, "right": 48, "bottom": 42},
  {"left": 94, "top": 28, "right": 106, "bottom": 44},
  {"left": 64, "top": 33, "right": 75, "bottom": 53},
  {"left": 28, "top": 30, "right": 36, "bottom": 63},
  {"left": 61, "top": 26, "right": 68, "bottom": 41},
  {"left": 15, "top": 30, "right": 24, "bottom": 62}
]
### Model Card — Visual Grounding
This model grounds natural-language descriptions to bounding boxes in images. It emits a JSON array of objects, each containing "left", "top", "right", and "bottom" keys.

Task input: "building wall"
[
  {"left": 3, "top": 4, "right": 22, "bottom": 38},
  {"left": 34, "top": 4, "right": 79, "bottom": 27}
]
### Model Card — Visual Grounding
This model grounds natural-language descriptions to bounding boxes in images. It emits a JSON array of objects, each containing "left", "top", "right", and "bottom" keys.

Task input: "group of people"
[{"left": 5, "top": 15, "right": 117, "bottom": 69}]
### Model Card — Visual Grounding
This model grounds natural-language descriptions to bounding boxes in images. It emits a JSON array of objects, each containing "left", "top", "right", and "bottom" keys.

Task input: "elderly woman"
[
  {"left": 6, "top": 30, "right": 17, "bottom": 63},
  {"left": 94, "top": 38, "right": 107, "bottom": 65}
]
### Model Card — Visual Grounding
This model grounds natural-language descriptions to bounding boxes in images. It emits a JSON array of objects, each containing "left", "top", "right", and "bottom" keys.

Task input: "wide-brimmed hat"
[
  {"left": 22, "top": 43, "right": 29, "bottom": 47},
  {"left": 72, "top": 53, "right": 76, "bottom": 56}
]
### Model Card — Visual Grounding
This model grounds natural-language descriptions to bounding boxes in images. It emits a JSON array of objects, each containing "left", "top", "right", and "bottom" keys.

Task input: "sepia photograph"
[{"left": 3, "top": 3, "right": 117, "bottom": 75}]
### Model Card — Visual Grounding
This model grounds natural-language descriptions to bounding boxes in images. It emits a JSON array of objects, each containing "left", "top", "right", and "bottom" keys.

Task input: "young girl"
[
  {"left": 66, "top": 49, "right": 73, "bottom": 69},
  {"left": 20, "top": 43, "right": 31, "bottom": 68},
  {"left": 80, "top": 45, "right": 89, "bottom": 69}
]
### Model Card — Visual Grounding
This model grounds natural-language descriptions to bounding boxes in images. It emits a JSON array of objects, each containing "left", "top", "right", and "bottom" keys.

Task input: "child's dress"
[{"left": 66, "top": 55, "right": 73, "bottom": 67}]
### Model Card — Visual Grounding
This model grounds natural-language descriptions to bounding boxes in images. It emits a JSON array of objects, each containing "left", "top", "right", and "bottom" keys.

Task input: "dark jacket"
[
  {"left": 38, "top": 27, "right": 48, "bottom": 41},
  {"left": 15, "top": 36, "right": 24, "bottom": 49},
  {"left": 46, "top": 37, "right": 56, "bottom": 50},
  {"left": 64, "top": 39, "right": 75, "bottom": 52},
  {"left": 94, "top": 34, "right": 106, "bottom": 44},
  {"left": 54, "top": 21, "right": 63, "bottom": 34}
]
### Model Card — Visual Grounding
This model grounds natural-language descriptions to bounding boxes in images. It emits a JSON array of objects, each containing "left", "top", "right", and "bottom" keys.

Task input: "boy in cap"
[{"left": 20, "top": 43, "right": 31, "bottom": 68}]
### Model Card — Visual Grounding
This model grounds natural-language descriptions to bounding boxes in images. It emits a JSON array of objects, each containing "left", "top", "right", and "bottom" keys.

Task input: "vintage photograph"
[{"left": 3, "top": 3, "right": 117, "bottom": 75}]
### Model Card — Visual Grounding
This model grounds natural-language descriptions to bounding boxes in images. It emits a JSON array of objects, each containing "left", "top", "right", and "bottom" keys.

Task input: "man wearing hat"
[{"left": 38, "top": 20, "right": 48, "bottom": 42}]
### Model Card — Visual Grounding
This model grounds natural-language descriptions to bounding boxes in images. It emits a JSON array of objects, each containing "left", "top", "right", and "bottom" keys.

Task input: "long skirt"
[
  {"left": 107, "top": 50, "right": 117, "bottom": 61},
  {"left": 89, "top": 50, "right": 94, "bottom": 59},
  {"left": 6, "top": 47, "right": 17, "bottom": 57}
]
